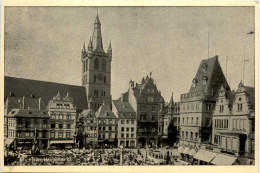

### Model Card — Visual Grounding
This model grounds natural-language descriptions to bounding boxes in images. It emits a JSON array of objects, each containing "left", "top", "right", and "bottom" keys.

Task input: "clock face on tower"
[{"left": 97, "top": 73, "right": 103, "bottom": 81}]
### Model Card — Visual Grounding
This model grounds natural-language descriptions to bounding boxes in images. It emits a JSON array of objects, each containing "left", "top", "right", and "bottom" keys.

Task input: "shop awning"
[
  {"left": 50, "top": 140, "right": 74, "bottom": 144},
  {"left": 183, "top": 147, "right": 190, "bottom": 154},
  {"left": 5, "top": 138, "right": 14, "bottom": 146},
  {"left": 188, "top": 148, "right": 197, "bottom": 156},
  {"left": 211, "top": 154, "right": 237, "bottom": 165},
  {"left": 177, "top": 146, "right": 185, "bottom": 153},
  {"left": 194, "top": 149, "right": 217, "bottom": 163}
]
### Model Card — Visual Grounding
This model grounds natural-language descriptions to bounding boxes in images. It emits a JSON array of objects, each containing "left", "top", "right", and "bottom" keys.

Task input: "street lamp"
[{"left": 120, "top": 144, "right": 124, "bottom": 165}]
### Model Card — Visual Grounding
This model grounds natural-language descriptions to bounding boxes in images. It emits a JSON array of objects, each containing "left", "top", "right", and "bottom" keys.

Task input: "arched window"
[
  {"left": 83, "top": 61, "right": 85, "bottom": 72},
  {"left": 102, "top": 59, "right": 106, "bottom": 71},
  {"left": 104, "top": 76, "right": 106, "bottom": 84},
  {"left": 85, "top": 75, "right": 87, "bottom": 84},
  {"left": 85, "top": 60, "right": 88, "bottom": 71},
  {"left": 94, "top": 74, "right": 96, "bottom": 83},
  {"left": 94, "top": 58, "right": 99, "bottom": 70}
]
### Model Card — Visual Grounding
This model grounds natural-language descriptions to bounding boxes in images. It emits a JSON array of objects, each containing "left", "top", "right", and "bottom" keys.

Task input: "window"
[
  {"left": 126, "top": 127, "right": 129, "bottom": 132},
  {"left": 238, "top": 104, "right": 243, "bottom": 111},
  {"left": 206, "top": 103, "right": 212, "bottom": 111},
  {"left": 66, "top": 132, "right": 70, "bottom": 138},
  {"left": 67, "top": 124, "right": 71, "bottom": 129},
  {"left": 59, "top": 124, "right": 63, "bottom": 129},
  {"left": 121, "top": 120, "right": 125, "bottom": 124},
  {"left": 121, "top": 127, "right": 124, "bottom": 131},
  {"left": 58, "top": 132, "right": 63, "bottom": 138},
  {"left": 51, "top": 123, "right": 55, "bottom": 129},
  {"left": 191, "top": 132, "right": 193, "bottom": 140},
  {"left": 140, "top": 105, "right": 146, "bottom": 111},
  {"left": 104, "top": 76, "right": 106, "bottom": 84},
  {"left": 195, "top": 133, "right": 198, "bottom": 140},
  {"left": 94, "top": 58, "right": 99, "bottom": 70},
  {"left": 102, "top": 59, "right": 106, "bottom": 71},
  {"left": 99, "top": 126, "right": 101, "bottom": 130},
  {"left": 186, "top": 131, "right": 188, "bottom": 139},
  {"left": 121, "top": 133, "right": 124, "bottom": 138},
  {"left": 220, "top": 105, "right": 224, "bottom": 112},
  {"left": 126, "top": 120, "right": 129, "bottom": 124},
  {"left": 109, "top": 126, "right": 112, "bottom": 130},
  {"left": 131, "top": 133, "right": 134, "bottom": 138},
  {"left": 152, "top": 115, "right": 156, "bottom": 121},
  {"left": 206, "top": 118, "right": 210, "bottom": 126},
  {"left": 182, "top": 131, "right": 184, "bottom": 138},
  {"left": 147, "top": 97, "right": 154, "bottom": 103},
  {"left": 183, "top": 104, "right": 185, "bottom": 111},
  {"left": 131, "top": 127, "right": 134, "bottom": 131},
  {"left": 196, "top": 117, "right": 199, "bottom": 124},
  {"left": 182, "top": 118, "right": 185, "bottom": 124},
  {"left": 85, "top": 60, "right": 88, "bottom": 71},
  {"left": 126, "top": 133, "right": 129, "bottom": 138},
  {"left": 186, "top": 118, "right": 189, "bottom": 124},
  {"left": 203, "top": 76, "right": 208, "bottom": 85},
  {"left": 103, "top": 126, "right": 105, "bottom": 130},
  {"left": 131, "top": 120, "right": 134, "bottom": 124},
  {"left": 191, "top": 118, "right": 194, "bottom": 124},
  {"left": 94, "top": 74, "right": 96, "bottom": 83}
]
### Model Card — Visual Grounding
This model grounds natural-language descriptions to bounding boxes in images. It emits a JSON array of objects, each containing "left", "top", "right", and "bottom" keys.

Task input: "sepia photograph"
[{"left": 0, "top": 1, "right": 258, "bottom": 173}]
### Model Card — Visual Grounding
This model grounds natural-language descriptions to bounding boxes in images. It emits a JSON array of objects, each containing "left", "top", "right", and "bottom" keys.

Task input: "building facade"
[
  {"left": 212, "top": 81, "right": 255, "bottom": 164},
  {"left": 77, "top": 109, "right": 98, "bottom": 148},
  {"left": 47, "top": 92, "right": 77, "bottom": 149},
  {"left": 112, "top": 100, "right": 137, "bottom": 148},
  {"left": 119, "top": 75, "right": 165, "bottom": 148},
  {"left": 81, "top": 14, "right": 112, "bottom": 111},
  {"left": 179, "top": 56, "right": 229, "bottom": 151},
  {"left": 96, "top": 104, "right": 118, "bottom": 148}
]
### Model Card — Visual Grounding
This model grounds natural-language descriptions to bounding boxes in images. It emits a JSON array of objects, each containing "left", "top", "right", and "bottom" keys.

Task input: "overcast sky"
[{"left": 4, "top": 6, "right": 255, "bottom": 102}]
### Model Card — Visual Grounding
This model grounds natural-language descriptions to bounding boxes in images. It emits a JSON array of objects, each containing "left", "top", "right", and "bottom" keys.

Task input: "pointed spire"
[
  {"left": 82, "top": 42, "right": 86, "bottom": 53},
  {"left": 239, "top": 80, "right": 244, "bottom": 87},
  {"left": 95, "top": 14, "right": 101, "bottom": 24},
  {"left": 108, "top": 41, "right": 112, "bottom": 50},
  {"left": 169, "top": 92, "right": 174, "bottom": 108},
  {"left": 88, "top": 37, "right": 93, "bottom": 51},
  {"left": 92, "top": 14, "right": 104, "bottom": 53}
]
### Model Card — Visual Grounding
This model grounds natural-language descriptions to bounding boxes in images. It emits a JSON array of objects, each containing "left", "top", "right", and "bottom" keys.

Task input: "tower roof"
[
  {"left": 92, "top": 14, "right": 105, "bottom": 54},
  {"left": 88, "top": 37, "right": 93, "bottom": 49},
  {"left": 168, "top": 92, "right": 174, "bottom": 108},
  {"left": 189, "top": 55, "right": 230, "bottom": 94}
]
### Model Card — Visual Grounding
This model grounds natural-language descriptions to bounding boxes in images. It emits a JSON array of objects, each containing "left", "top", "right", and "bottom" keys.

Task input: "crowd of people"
[{"left": 4, "top": 147, "right": 179, "bottom": 166}]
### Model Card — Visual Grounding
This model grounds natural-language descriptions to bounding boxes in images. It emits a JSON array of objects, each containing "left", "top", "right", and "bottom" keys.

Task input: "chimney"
[
  {"left": 121, "top": 93, "right": 124, "bottom": 102},
  {"left": 39, "top": 98, "right": 42, "bottom": 110}
]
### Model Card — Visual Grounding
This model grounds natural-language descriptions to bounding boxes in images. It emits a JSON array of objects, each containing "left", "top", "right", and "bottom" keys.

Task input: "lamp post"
[{"left": 120, "top": 144, "right": 124, "bottom": 165}]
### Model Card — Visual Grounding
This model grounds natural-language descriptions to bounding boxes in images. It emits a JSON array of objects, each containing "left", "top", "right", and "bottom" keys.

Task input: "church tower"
[{"left": 81, "top": 14, "right": 112, "bottom": 111}]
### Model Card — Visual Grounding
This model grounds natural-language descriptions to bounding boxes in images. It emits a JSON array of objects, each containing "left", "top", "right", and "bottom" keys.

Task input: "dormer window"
[
  {"left": 203, "top": 76, "right": 208, "bottom": 85},
  {"left": 192, "top": 79, "right": 198, "bottom": 87},
  {"left": 202, "top": 63, "right": 207, "bottom": 72}
]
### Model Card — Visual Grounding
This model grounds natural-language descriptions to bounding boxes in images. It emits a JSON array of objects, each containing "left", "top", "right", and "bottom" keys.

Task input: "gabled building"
[
  {"left": 47, "top": 92, "right": 77, "bottom": 149},
  {"left": 112, "top": 100, "right": 137, "bottom": 148},
  {"left": 118, "top": 75, "right": 165, "bottom": 148},
  {"left": 179, "top": 56, "right": 229, "bottom": 152},
  {"left": 96, "top": 103, "right": 118, "bottom": 148},
  {"left": 77, "top": 109, "right": 98, "bottom": 149},
  {"left": 212, "top": 81, "right": 255, "bottom": 164}
]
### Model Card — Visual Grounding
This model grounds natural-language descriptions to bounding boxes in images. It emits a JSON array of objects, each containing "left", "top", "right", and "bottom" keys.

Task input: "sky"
[{"left": 4, "top": 6, "right": 255, "bottom": 102}]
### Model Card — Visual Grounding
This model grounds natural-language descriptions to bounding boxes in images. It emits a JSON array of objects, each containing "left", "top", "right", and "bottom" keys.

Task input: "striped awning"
[
  {"left": 188, "top": 148, "right": 197, "bottom": 156},
  {"left": 50, "top": 140, "right": 74, "bottom": 144},
  {"left": 5, "top": 138, "right": 14, "bottom": 146},
  {"left": 211, "top": 154, "right": 237, "bottom": 165},
  {"left": 194, "top": 149, "right": 217, "bottom": 163},
  {"left": 177, "top": 146, "right": 185, "bottom": 153},
  {"left": 182, "top": 147, "right": 190, "bottom": 154}
]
